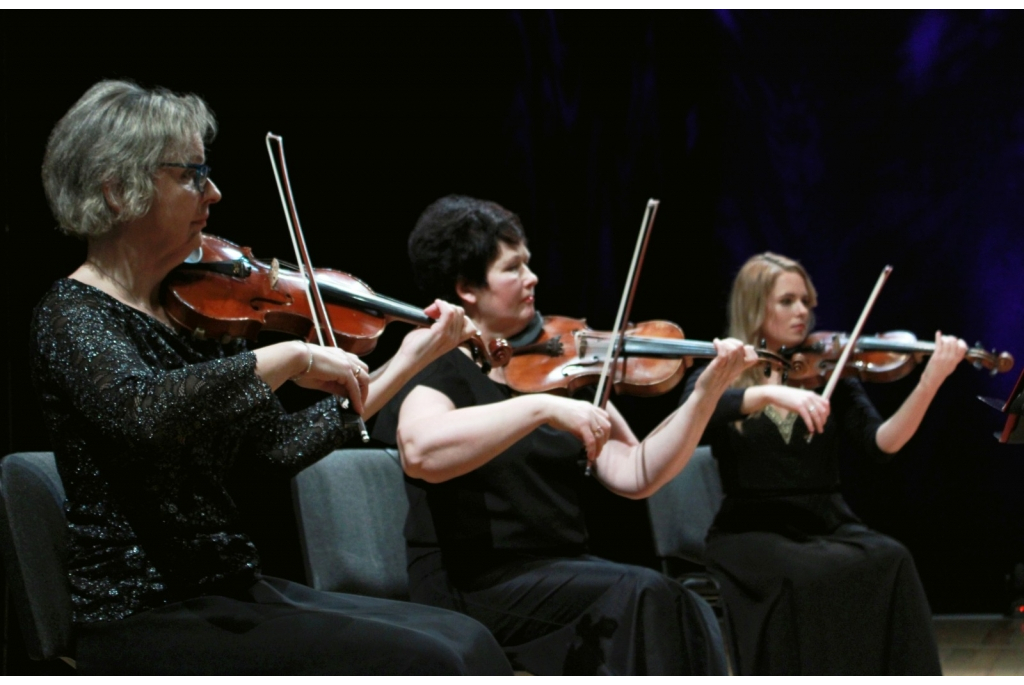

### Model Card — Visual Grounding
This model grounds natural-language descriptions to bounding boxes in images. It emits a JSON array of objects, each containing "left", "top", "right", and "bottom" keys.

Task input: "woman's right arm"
[
  {"left": 740, "top": 384, "right": 830, "bottom": 434},
  {"left": 679, "top": 365, "right": 830, "bottom": 434},
  {"left": 396, "top": 387, "right": 609, "bottom": 483},
  {"left": 254, "top": 340, "right": 368, "bottom": 413},
  {"left": 32, "top": 294, "right": 358, "bottom": 450}
]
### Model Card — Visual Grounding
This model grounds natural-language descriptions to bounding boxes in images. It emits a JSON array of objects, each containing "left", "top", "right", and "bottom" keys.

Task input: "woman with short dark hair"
[{"left": 373, "top": 194, "right": 758, "bottom": 675}]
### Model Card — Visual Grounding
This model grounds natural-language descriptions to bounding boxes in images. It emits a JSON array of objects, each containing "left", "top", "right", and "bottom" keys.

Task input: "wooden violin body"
[
  {"left": 162, "top": 234, "right": 511, "bottom": 366},
  {"left": 504, "top": 315, "right": 789, "bottom": 397},
  {"left": 783, "top": 330, "right": 1014, "bottom": 389}
]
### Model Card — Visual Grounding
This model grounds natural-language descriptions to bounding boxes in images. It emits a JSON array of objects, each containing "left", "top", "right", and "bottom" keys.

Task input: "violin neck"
[
  {"left": 579, "top": 332, "right": 786, "bottom": 368},
  {"left": 318, "top": 281, "right": 434, "bottom": 327},
  {"left": 857, "top": 337, "right": 934, "bottom": 355},
  {"left": 591, "top": 334, "right": 717, "bottom": 359}
]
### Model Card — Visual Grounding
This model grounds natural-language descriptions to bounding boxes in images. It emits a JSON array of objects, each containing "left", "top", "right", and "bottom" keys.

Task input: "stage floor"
[{"left": 935, "top": 615, "right": 1024, "bottom": 676}]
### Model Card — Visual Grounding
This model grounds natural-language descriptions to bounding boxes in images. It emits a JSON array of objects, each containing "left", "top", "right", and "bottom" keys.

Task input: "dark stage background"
[{"left": 3, "top": 10, "right": 1023, "bottom": 674}]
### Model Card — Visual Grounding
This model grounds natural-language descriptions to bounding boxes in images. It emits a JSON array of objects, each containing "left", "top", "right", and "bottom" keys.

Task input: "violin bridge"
[{"left": 270, "top": 258, "right": 280, "bottom": 290}]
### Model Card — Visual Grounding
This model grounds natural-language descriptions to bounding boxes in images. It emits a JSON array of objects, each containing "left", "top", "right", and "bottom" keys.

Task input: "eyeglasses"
[{"left": 160, "top": 162, "right": 212, "bottom": 194}]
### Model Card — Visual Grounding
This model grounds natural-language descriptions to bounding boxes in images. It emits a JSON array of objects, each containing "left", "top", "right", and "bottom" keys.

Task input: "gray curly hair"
[{"left": 42, "top": 80, "right": 217, "bottom": 238}]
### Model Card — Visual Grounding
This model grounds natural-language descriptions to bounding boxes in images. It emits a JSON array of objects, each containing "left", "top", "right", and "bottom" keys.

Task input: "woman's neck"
[{"left": 72, "top": 235, "right": 169, "bottom": 322}]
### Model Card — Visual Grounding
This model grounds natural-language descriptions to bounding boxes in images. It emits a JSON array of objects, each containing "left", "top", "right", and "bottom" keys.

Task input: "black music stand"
[{"left": 979, "top": 364, "right": 1024, "bottom": 443}]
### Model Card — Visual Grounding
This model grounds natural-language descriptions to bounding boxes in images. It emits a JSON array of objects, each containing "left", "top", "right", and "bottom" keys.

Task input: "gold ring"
[{"left": 354, "top": 367, "right": 361, "bottom": 377}]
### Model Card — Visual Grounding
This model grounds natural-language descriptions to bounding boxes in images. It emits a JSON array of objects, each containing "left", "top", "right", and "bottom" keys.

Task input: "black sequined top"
[{"left": 29, "top": 279, "right": 361, "bottom": 624}]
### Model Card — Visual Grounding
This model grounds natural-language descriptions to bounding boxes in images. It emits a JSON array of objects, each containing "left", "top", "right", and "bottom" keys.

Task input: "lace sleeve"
[
  {"left": 241, "top": 394, "right": 366, "bottom": 472},
  {"left": 31, "top": 283, "right": 276, "bottom": 459}
]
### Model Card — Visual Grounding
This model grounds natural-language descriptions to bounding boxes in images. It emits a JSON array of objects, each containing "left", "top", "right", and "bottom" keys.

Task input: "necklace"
[
  {"left": 85, "top": 259, "right": 157, "bottom": 313},
  {"left": 86, "top": 259, "right": 136, "bottom": 296}
]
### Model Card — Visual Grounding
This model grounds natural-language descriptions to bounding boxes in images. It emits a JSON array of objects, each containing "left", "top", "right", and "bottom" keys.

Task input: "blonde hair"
[{"left": 728, "top": 252, "right": 817, "bottom": 388}]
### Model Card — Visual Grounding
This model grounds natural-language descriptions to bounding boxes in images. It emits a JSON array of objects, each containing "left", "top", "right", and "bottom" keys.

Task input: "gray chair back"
[
  {"left": 647, "top": 445, "right": 723, "bottom": 565},
  {"left": 0, "top": 452, "right": 73, "bottom": 662},
  {"left": 292, "top": 448, "right": 409, "bottom": 599}
]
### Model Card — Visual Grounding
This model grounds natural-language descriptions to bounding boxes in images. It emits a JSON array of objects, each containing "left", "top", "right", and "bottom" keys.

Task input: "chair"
[
  {"left": 291, "top": 448, "right": 410, "bottom": 599},
  {"left": 646, "top": 445, "right": 724, "bottom": 606},
  {"left": 0, "top": 452, "right": 75, "bottom": 668}
]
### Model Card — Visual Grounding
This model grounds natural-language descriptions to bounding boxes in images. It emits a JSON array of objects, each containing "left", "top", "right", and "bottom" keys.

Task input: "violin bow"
[
  {"left": 265, "top": 132, "right": 370, "bottom": 442},
  {"left": 587, "top": 198, "right": 660, "bottom": 474},
  {"left": 807, "top": 264, "right": 893, "bottom": 443}
]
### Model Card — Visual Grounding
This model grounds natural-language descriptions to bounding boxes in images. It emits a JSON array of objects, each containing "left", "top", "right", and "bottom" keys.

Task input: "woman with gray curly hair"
[{"left": 29, "top": 80, "right": 511, "bottom": 675}]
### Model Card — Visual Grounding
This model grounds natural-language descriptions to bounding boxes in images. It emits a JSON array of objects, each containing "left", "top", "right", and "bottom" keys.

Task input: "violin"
[
  {"left": 162, "top": 234, "right": 511, "bottom": 369},
  {"left": 503, "top": 315, "right": 789, "bottom": 397},
  {"left": 781, "top": 330, "right": 1015, "bottom": 389}
]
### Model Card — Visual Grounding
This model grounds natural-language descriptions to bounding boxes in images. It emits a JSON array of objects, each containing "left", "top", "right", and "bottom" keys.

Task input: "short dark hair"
[{"left": 408, "top": 195, "right": 526, "bottom": 304}]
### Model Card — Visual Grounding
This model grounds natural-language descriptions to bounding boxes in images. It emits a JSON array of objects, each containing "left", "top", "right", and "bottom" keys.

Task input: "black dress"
[
  {"left": 373, "top": 349, "right": 727, "bottom": 675},
  {"left": 679, "top": 366, "right": 942, "bottom": 675},
  {"left": 28, "top": 279, "right": 511, "bottom": 675}
]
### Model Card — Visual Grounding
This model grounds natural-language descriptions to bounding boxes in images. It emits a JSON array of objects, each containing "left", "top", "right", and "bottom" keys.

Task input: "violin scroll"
[{"left": 968, "top": 342, "right": 1014, "bottom": 376}]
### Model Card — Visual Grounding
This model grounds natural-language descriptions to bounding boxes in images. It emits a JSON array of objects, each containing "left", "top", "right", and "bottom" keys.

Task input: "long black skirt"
[
  {"left": 706, "top": 522, "right": 942, "bottom": 675},
  {"left": 409, "top": 550, "right": 728, "bottom": 675},
  {"left": 73, "top": 575, "right": 512, "bottom": 675}
]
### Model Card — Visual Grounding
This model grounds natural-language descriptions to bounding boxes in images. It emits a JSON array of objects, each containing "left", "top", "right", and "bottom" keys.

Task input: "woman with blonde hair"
[{"left": 678, "top": 251, "right": 967, "bottom": 674}]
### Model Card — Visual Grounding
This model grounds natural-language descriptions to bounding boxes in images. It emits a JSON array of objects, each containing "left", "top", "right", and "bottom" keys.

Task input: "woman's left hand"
[
  {"left": 920, "top": 331, "right": 968, "bottom": 389},
  {"left": 695, "top": 338, "right": 760, "bottom": 396},
  {"left": 397, "top": 299, "right": 479, "bottom": 364}
]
